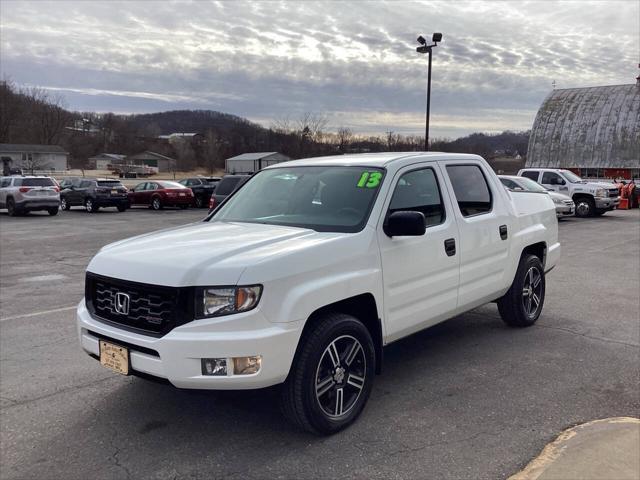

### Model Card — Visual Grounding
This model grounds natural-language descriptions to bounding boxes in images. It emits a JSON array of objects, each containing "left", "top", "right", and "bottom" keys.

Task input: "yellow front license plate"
[{"left": 99, "top": 340, "right": 129, "bottom": 375}]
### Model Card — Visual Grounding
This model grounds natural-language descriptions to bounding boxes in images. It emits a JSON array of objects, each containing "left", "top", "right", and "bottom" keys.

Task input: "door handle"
[
  {"left": 499, "top": 225, "right": 508, "bottom": 240},
  {"left": 444, "top": 238, "right": 456, "bottom": 257}
]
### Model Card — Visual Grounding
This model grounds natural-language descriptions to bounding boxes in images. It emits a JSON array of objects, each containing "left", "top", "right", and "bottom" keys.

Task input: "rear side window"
[
  {"left": 216, "top": 177, "right": 242, "bottom": 195},
  {"left": 389, "top": 168, "right": 445, "bottom": 227},
  {"left": 22, "top": 178, "right": 55, "bottom": 187},
  {"left": 521, "top": 171, "right": 539, "bottom": 181},
  {"left": 80, "top": 180, "right": 93, "bottom": 188},
  {"left": 446, "top": 165, "right": 492, "bottom": 216}
]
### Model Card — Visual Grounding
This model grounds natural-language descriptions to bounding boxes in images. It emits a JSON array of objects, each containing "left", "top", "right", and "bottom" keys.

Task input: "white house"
[
  {"left": 0, "top": 144, "right": 68, "bottom": 173},
  {"left": 89, "top": 153, "right": 126, "bottom": 170},
  {"left": 225, "top": 152, "right": 290, "bottom": 174}
]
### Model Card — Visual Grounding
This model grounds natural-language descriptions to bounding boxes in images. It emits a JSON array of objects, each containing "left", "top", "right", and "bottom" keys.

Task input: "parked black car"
[
  {"left": 60, "top": 178, "right": 129, "bottom": 213},
  {"left": 178, "top": 177, "right": 221, "bottom": 208},
  {"left": 207, "top": 174, "right": 251, "bottom": 213}
]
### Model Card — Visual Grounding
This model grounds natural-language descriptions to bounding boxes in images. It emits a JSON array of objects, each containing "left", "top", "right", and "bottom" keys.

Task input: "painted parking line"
[{"left": 0, "top": 305, "right": 77, "bottom": 322}]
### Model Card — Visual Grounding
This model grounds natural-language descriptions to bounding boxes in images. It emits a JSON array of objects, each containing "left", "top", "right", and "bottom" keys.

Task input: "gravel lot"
[{"left": 1, "top": 207, "right": 638, "bottom": 480}]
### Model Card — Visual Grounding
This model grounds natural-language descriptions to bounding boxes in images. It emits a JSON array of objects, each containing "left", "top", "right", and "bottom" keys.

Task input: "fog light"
[
  {"left": 233, "top": 356, "right": 262, "bottom": 375},
  {"left": 202, "top": 358, "right": 227, "bottom": 376}
]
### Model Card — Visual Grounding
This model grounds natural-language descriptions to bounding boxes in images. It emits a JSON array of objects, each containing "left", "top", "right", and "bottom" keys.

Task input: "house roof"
[
  {"left": 89, "top": 153, "right": 126, "bottom": 160},
  {"left": 0, "top": 144, "right": 67, "bottom": 154},
  {"left": 226, "top": 152, "right": 282, "bottom": 161},
  {"left": 128, "top": 151, "right": 176, "bottom": 161}
]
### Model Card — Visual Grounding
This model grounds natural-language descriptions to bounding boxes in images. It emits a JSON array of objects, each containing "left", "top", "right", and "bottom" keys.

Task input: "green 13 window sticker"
[{"left": 357, "top": 171, "right": 382, "bottom": 188}]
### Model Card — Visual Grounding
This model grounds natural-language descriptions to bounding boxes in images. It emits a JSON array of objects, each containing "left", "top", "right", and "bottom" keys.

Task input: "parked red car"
[{"left": 128, "top": 181, "right": 194, "bottom": 210}]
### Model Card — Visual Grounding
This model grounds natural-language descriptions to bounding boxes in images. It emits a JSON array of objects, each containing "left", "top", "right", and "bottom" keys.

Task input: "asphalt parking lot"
[{"left": 1, "top": 207, "right": 639, "bottom": 480}]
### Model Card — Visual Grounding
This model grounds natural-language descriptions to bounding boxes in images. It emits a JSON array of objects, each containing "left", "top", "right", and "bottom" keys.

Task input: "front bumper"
[
  {"left": 77, "top": 301, "right": 302, "bottom": 390},
  {"left": 555, "top": 204, "right": 574, "bottom": 216},
  {"left": 595, "top": 196, "right": 620, "bottom": 209}
]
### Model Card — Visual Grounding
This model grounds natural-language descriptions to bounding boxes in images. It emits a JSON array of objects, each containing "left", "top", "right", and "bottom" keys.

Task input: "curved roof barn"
[{"left": 527, "top": 84, "right": 639, "bottom": 168}]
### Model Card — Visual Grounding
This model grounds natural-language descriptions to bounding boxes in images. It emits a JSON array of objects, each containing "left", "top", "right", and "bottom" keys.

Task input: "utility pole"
[{"left": 416, "top": 33, "right": 443, "bottom": 151}]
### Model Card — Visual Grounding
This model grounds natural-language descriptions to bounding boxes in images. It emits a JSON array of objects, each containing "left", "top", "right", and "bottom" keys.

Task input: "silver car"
[
  {"left": 0, "top": 176, "right": 61, "bottom": 216},
  {"left": 499, "top": 175, "right": 575, "bottom": 218}
]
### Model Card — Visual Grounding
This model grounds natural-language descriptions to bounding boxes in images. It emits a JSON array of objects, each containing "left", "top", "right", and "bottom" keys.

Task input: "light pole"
[{"left": 416, "top": 33, "right": 442, "bottom": 151}]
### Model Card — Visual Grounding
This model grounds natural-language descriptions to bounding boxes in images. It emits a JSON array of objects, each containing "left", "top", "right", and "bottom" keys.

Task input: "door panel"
[
  {"left": 440, "top": 161, "right": 511, "bottom": 310},
  {"left": 377, "top": 164, "right": 460, "bottom": 342}
]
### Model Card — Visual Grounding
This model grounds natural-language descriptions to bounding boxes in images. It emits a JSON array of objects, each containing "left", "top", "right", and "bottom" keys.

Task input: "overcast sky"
[{"left": 1, "top": 0, "right": 638, "bottom": 138}]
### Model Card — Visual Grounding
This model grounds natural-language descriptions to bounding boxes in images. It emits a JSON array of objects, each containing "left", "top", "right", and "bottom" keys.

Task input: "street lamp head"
[
  {"left": 432, "top": 32, "right": 443, "bottom": 43},
  {"left": 417, "top": 35, "right": 426, "bottom": 45},
  {"left": 416, "top": 45, "right": 429, "bottom": 54}
]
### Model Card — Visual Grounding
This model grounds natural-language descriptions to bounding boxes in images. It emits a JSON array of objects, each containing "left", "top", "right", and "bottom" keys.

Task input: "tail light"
[
  {"left": 53, "top": 186, "right": 60, "bottom": 192},
  {"left": 209, "top": 197, "right": 216, "bottom": 209},
  {"left": 19, "top": 187, "right": 32, "bottom": 193}
]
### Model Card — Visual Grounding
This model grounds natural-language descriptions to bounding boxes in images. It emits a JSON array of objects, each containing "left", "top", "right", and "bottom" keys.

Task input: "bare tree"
[{"left": 336, "top": 126, "right": 353, "bottom": 153}]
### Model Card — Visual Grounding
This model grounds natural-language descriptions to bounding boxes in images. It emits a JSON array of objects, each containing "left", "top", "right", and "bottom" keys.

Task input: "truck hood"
[{"left": 87, "top": 221, "right": 342, "bottom": 286}]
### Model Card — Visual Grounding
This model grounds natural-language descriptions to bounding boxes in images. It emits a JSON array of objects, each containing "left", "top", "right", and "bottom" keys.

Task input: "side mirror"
[{"left": 384, "top": 211, "right": 426, "bottom": 237}]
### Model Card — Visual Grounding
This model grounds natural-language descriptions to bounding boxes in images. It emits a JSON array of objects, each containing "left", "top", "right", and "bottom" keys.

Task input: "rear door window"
[
  {"left": 97, "top": 181, "right": 123, "bottom": 187},
  {"left": 79, "top": 180, "right": 93, "bottom": 188},
  {"left": 521, "top": 171, "right": 539, "bottom": 181},
  {"left": 446, "top": 164, "right": 493, "bottom": 216}
]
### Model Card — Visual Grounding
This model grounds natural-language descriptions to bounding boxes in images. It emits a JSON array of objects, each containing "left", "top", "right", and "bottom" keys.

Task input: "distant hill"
[{"left": 124, "top": 110, "right": 265, "bottom": 136}]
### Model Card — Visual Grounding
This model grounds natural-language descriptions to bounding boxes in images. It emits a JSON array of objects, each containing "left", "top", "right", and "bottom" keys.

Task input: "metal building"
[
  {"left": 527, "top": 82, "right": 640, "bottom": 178},
  {"left": 225, "top": 152, "right": 290, "bottom": 174}
]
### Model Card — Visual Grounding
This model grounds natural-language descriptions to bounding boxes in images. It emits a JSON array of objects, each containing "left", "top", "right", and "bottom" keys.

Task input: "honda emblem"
[{"left": 114, "top": 292, "right": 130, "bottom": 315}]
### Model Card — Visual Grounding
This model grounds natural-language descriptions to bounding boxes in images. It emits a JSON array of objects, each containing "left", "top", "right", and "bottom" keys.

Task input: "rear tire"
[
  {"left": 117, "top": 205, "right": 126, "bottom": 212},
  {"left": 151, "top": 196, "right": 162, "bottom": 210},
  {"left": 85, "top": 198, "right": 98, "bottom": 213},
  {"left": 48, "top": 208, "right": 59, "bottom": 216},
  {"left": 179, "top": 204, "right": 189, "bottom": 210},
  {"left": 498, "top": 254, "right": 545, "bottom": 327},
  {"left": 574, "top": 197, "right": 595, "bottom": 217},
  {"left": 280, "top": 312, "right": 375, "bottom": 435},
  {"left": 195, "top": 195, "right": 204, "bottom": 208},
  {"left": 6, "top": 198, "right": 16, "bottom": 216}
]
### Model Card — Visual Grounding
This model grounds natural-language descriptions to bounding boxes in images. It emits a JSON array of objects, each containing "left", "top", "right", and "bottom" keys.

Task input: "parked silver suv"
[{"left": 0, "top": 176, "right": 60, "bottom": 216}]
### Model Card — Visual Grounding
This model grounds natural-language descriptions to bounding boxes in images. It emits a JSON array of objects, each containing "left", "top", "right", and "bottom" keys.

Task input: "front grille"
[
  {"left": 563, "top": 200, "right": 574, "bottom": 206},
  {"left": 608, "top": 189, "right": 619, "bottom": 198},
  {"left": 86, "top": 273, "right": 194, "bottom": 337}
]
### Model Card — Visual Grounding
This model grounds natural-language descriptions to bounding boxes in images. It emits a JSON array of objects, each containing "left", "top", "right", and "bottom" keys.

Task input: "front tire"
[
  {"left": 48, "top": 208, "right": 59, "bottom": 216},
  {"left": 574, "top": 197, "right": 595, "bottom": 217},
  {"left": 498, "top": 254, "right": 545, "bottom": 327},
  {"left": 60, "top": 197, "right": 70, "bottom": 211},
  {"left": 195, "top": 195, "right": 204, "bottom": 208},
  {"left": 281, "top": 312, "right": 375, "bottom": 435},
  {"left": 117, "top": 205, "right": 126, "bottom": 212}
]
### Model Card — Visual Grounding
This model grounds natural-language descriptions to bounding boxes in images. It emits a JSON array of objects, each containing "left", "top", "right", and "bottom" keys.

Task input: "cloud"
[{"left": 1, "top": 0, "right": 637, "bottom": 138}]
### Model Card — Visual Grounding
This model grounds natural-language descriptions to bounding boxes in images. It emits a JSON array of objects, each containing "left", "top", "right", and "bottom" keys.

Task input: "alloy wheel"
[
  {"left": 60, "top": 198, "right": 67, "bottom": 210},
  {"left": 576, "top": 201, "right": 590, "bottom": 216},
  {"left": 315, "top": 335, "right": 367, "bottom": 418},
  {"left": 85, "top": 199, "right": 93, "bottom": 212},
  {"left": 522, "top": 266, "right": 542, "bottom": 318}
]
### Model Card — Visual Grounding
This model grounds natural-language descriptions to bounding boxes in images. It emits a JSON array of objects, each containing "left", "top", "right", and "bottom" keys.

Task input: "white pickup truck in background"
[
  {"left": 78, "top": 152, "right": 560, "bottom": 434},
  {"left": 518, "top": 168, "right": 620, "bottom": 217}
]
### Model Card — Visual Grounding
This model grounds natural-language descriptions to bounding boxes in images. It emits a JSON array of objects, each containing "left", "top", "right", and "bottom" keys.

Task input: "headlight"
[
  {"left": 552, "top": 197, "right": 563, "bottom": 204},
  {"left": 197, "top": 285, "right": 262, "bottom": 318},
  {"left": 595, "top": 188, "right": 606, "bottom": 198}
]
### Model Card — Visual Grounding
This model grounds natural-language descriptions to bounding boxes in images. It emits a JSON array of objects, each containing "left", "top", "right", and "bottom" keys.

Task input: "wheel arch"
[
  {"left": 572, "top": 192, "right": 594, "bottom": 202},
  {"left": 521, "top": 241, "right": 547, "bottom": 268},
  {"left": 299, "top": 293, "right": 383, "bottom": 375}
]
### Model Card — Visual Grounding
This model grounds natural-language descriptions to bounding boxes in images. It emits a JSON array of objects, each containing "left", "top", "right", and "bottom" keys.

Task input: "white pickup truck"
[
  {"left": 78, "top": 153, "right": 560, "bottom": 434},
  {"left": 518, "top": 168, "right": 620, "bottom": 217}
]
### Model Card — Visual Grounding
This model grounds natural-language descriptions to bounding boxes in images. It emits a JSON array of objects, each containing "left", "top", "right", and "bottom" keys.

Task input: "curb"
[{"left": 509, "top": 417, "right": 640, "bottom": 480}]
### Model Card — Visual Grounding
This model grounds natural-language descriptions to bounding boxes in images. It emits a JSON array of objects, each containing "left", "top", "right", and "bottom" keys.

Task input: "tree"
[{"left": 336, "top": 127, "right": 353, "bottom": 153}]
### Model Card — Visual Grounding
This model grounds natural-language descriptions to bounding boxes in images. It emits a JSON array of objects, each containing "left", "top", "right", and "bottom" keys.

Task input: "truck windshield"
[
  {"left": 209, "top": 166, "right": 385, "bottom": 233},
  {"left": 562, "top": 170, "right": 583, "bottom": 183}
]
